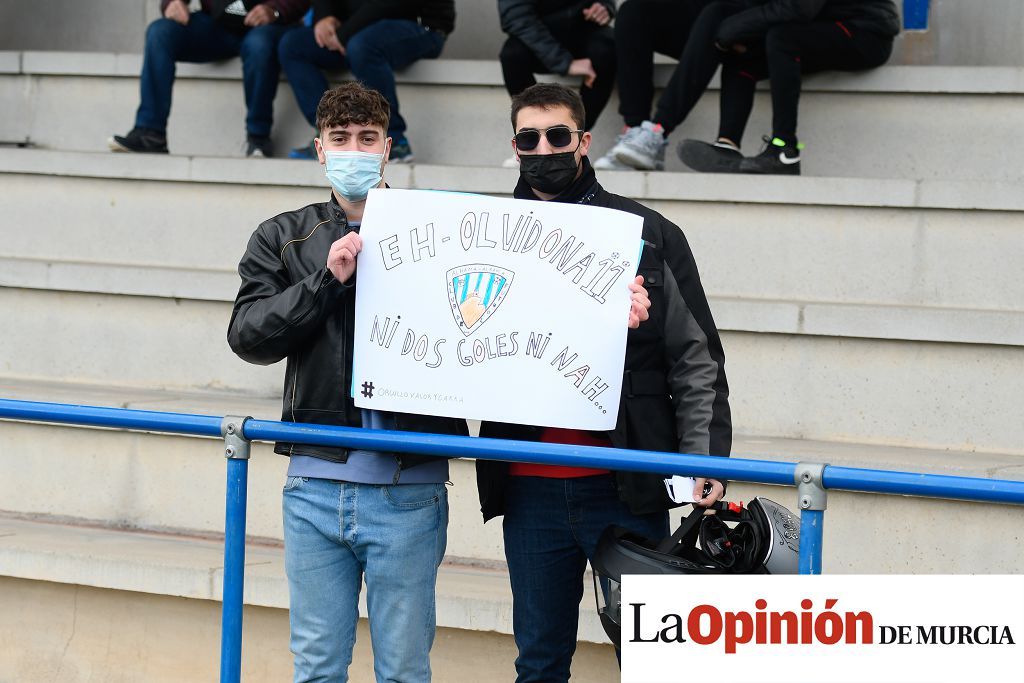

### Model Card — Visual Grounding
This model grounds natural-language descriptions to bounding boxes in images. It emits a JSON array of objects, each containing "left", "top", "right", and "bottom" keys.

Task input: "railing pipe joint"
[
  {"left": 795, "top": 461, "right": 828, "bottom": 511},
  {"left": 221, "top": 416, "right": 252, "bottom": 460}
]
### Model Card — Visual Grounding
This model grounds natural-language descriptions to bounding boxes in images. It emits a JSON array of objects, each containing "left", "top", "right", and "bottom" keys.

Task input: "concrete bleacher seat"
[
  {"left": 2, "top": 39, "right": 1024, "bottom": 681},
  {"left": 3, "top": 50, "right": 1024, "bottom": 181}
]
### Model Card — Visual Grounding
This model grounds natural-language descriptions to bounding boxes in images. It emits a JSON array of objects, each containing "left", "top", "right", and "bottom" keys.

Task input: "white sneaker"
[
  {"left": 501, "top": 155, "right": 520, "bottom": 168},
  {"left": 613, "top": 121, "right": 667, "bottom": 171}
]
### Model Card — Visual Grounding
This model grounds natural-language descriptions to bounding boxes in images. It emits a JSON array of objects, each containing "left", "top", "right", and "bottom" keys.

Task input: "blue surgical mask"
[{"left": 324, "top": 149, "right": 385, "bottom": 202}]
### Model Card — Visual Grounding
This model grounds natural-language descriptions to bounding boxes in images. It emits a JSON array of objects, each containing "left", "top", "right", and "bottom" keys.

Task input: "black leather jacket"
[
  {"left": 477, "top": 158, "right": 732, "bottom": 520},
  {"left": 227, "top": 195, "right": 467, "bottom": 465}
]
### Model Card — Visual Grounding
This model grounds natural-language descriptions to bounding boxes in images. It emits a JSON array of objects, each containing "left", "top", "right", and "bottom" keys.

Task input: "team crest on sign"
[{"left": 447, "top": 264, "right": 514, "bottom": 336}]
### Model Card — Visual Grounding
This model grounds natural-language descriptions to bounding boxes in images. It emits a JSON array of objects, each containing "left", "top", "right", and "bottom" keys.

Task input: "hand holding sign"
[
  {"left": 628, "top": 276, "right": 650, "bottom": 329},
  {"left": 327, "top": 232, "right": 363, "bottom": 284}
]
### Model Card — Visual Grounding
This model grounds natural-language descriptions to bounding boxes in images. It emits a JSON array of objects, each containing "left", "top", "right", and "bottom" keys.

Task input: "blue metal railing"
[{"left": 2, "top": 397, "right": 1023, "bottom": 681}]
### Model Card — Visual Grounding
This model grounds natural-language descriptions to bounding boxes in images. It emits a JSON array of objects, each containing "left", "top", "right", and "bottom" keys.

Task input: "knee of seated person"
[
  {"left": 240, "top": 27, "right": 277, "bottom": 61},
  {"left": 764, "top": 24, "right": 800, "bottom": 53},
  {"left": 615, "top": 0, "right": 642, "bottom": 24},
  {"left": 700, "top": 0, "right": 742, "bottom": 25},
  {"left": 277, "top": 27, "right": 307, "bottom": 61},
  {"left": 499, "top": 38, "right": 530, "bottom": 65},
  {"left": 345, "top": 32, "right": 383, "bottom": 66},
  {"left": 145, "top": 17, "right": 182, "bottom": 46}
]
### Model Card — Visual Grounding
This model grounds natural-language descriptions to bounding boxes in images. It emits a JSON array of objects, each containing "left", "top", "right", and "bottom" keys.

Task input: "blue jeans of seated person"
[
  {"left": 502, "top": 474, "right": 669, "bottom": 683},
  {"left": 283, "top": 476, "right": 448, "bottom": 683},
  {"left": 135, "top": 12, "right": 292, "bottom": 137},
  {"left": 278, "top": 20, "right": 446, "bottom": 139}
]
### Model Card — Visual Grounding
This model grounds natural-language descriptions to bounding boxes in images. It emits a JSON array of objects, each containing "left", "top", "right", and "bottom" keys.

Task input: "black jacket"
[
  {"left": 313, "top": 0, "right": 456, "bottom": 45},
  {"left": 716, "top": 0, "right": 900, "bottom": 48},
  {"left": 498, "top": 0, "right": 616, "bottom": 75},
  {"left": 227, "top": 194, "right": 467, "bottom": 465},
  {"left": 476, "top": 158, "right": 732, "bottom": 521}
]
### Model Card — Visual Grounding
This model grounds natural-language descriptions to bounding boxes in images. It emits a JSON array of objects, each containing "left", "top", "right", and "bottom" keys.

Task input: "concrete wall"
[
  {"left": 0, "top": 577, "right": 619, "bottom": 682},
  {"left": 1, "top": 0, "right": 1022, "bottom": 66}
]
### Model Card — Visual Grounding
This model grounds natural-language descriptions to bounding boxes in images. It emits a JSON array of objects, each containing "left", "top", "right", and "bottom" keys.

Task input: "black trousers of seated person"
[
  {"left": 614, "top": 0, "right": 711, "bottom": 128},
  {"left": 628, "top": 0, "right": 894, "bottom": 145},
  {"left": 718, "top": 21, "right": 894, "bottom": 146},
  {"left": 500, "top": 22, "right": 616, "bottom": 131}
]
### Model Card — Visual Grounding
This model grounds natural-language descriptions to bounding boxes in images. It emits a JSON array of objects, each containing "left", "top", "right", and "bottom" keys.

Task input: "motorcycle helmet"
[{"left": 590, "top": 497, "right": 800, "bottom": 647}]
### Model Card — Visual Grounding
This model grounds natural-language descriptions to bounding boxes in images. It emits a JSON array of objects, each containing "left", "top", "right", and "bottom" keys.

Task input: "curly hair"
[
  {"left": 510, "top": 83, "right": 586, "bottom": 131},
  {"left": 316, "top": 82, "right": 390, "bottom": 133}
]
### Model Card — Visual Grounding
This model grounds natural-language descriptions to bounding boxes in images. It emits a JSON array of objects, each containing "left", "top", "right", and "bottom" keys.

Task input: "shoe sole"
[
  {"left": 613, "top": 145, "right": 663, "bottom": 171},
  {"left": 592, "top": 158, "right": 635, "bottom": 171},
  {"left": 677, "top": 141, "right": 742, "bottom": 173},
  {"left": 739, "top": 162, "right": 801, "bottom": 176}
]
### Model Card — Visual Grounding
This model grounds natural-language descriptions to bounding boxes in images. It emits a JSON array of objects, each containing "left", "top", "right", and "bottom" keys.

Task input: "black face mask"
[{"left": 519, "top": 150, "right": 580, "bottom": 195}]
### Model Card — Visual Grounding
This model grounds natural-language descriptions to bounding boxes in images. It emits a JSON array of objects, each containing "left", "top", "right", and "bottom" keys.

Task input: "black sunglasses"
[{"left": 513, "top": 125, "right": 584, "bottom": 151}]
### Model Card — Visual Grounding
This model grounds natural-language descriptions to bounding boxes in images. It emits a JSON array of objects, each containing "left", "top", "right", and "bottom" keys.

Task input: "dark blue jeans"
[
  {"left": 502, "top": 474, "right": 669, "bottom": 683},
  {"left": 135, "top": 12, "right": 292, "bottom": 137},
  {"left": 278, "top": 19, "right": 446, "bottom": 139}
]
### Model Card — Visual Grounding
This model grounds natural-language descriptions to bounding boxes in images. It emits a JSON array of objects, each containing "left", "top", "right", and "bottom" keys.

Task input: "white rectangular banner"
[
  {"left": 352, "top": 188, "right": 643, "bottom": 430},
  {"left": 621, "top": 575, "right": 1024, "bottom": 683}
]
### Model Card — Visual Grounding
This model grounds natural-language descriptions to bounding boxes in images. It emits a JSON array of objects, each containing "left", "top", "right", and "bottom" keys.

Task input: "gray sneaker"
[
  {"left": 593, "top": 132, "right": 636, "bottom": 170},
  {"left": 613, "top": 121, "right": 667, "bottom": 171},
  {"left": 592, "top": 151, "right": 633, "bottom": 170}
]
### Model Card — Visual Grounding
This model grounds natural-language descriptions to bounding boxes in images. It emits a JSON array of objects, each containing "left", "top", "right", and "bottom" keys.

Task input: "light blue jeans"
[{"left": 283, "top": 476, "right": 448, "bottom": 683}]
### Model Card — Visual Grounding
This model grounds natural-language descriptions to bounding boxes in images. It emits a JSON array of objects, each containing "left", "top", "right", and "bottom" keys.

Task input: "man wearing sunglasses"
[{"left": 477, "top": 83, "right": 732, "bottom": 681}]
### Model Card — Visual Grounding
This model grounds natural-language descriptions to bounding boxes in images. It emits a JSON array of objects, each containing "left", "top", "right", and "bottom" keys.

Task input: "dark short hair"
[
  {"left": 510, "top": 83, "right": 586, "bottom": 131},
  {"left": 316, "top": 82, "right": 390, "bottom": 134}
]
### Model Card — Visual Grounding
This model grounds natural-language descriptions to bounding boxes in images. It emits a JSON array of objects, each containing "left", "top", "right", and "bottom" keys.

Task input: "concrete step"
[
  {"left": 2, "top": 148, "right": 1022, "bottom": 345},
  {"left": 2, "top": 147, "right": 1022, "bottom": 451},
  {"left": 3, "top": 52, "right": 1024, "bottom": 180},
  {"left": 0, "top": 517, "right": 619, "bottom": 682},
  {"left": 3, "top": 284, "right": 1022, "bottom": 453},
  {"left": 2, "top": 377, "right": 1023, "bottom": 575}
]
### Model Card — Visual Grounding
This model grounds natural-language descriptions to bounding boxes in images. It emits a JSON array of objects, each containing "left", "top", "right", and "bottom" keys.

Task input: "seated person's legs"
[
  {"left": 499, "top": 36, "right": 544, "bottom": 98},
  {"left": 345, "top": 19, "right": 447, "bottom": 163},
  {"left": 594, "top": 0, "right": 695, "bottom": 169},
  {"left": 278, "top": 26, "right": 347, "bottom": 159},
  {"left": 613, "top": 0, "right": 694, "bottom": 130},
  {"left": 677, "top": 55, "right": 766, "bottom": 173},
  {"left": 611, "top": 0, "right": 742, "bottom": 171},
  {"left": 110, "top": 11, "right": 239, "bottom": 153},
  {"left": 739, "top": 21, "right": 893, "bottom": 175},
  {"left": 570, "top": 26, "right": 616, "bottom": 132},
  {"left": 498, "top": 2, "right": 617, "bottom": 168},
  {"left": 239, "top": 22, "right": 294, "bottom": 157}
]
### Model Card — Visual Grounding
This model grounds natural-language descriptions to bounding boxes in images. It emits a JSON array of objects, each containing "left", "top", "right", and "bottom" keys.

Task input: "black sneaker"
[
  {"left": 389, "top": 138, "right": 414, "bottom": 163},
  {"left": 677, "top": 139, "right": 743, "bottom": 173},
  {"left": 108, "top": 127, "right": 168, "bottom": 154},
  {"left": 246, "top": 135, "right": 273, "bottom": 158},
  {"left": 739, "top": 136, "right": 801, "bottom": 175}
]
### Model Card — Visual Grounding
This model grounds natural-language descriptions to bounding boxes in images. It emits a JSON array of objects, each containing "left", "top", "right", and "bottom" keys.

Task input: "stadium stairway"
[{"left": 1, "top": 51, "right": 1023, "bottom": 681}]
